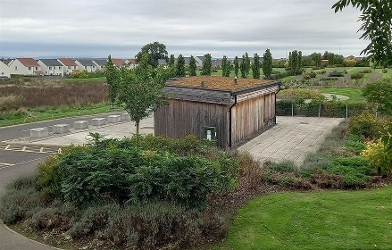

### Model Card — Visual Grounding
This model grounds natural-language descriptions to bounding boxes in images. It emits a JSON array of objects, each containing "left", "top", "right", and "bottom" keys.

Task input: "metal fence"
[{"left": 276, "top": 102, "right": 376, "bottom": 118}]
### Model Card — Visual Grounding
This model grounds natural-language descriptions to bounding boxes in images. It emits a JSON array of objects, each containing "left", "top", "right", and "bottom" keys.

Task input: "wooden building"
[{"left": 154, "top": 76, "right": 280, "bottom": 148}]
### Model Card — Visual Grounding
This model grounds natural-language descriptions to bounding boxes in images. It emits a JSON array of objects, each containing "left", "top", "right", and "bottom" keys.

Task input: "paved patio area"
[{"left": 5, "top": 115, "right": 345, "bottom": 167}]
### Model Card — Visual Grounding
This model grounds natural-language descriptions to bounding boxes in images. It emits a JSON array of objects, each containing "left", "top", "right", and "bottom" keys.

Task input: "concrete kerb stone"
[
  {"left": 121, "top": 113, "right": 130, "bottom": 121},
  {"left": 53, "top": 124, "right": 70, "bottom": 134},
  {"left": 29, "top": 127, "right": 49, "bottom": 138},
  {"left": 108, "top": 115, "right": 121, "bottom": 123},
  {"left": 74, "top": 120, "right": 89, "bottom": 130},
  {"left": 92, "top": 118, "right": 107, "bottom": 126}
]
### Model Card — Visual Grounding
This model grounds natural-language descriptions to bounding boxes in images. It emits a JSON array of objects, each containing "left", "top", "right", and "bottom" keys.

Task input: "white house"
[
  {"left": 0, "top": 60, "right": 11, "bottom": 78},
  {"left": 75, "top": 59, "right": 97, "bottom": 73},
  {"left": 125, "top": 59, "right": 138, "bottom": 69},
  {"left": 195, "top": 56, "right": 205, "bottom": 68},
  {"left": 57, "top": 58, "right": 78, "bottom": 75},
  {"left": 9, "top": 58, "right": 42, "bottom": 76},
  {"left": 37, "top": 59, "right": 64, "bottom": 76},
  {"left": 92, "top": 59, "right": 107, "bottom": 71}
]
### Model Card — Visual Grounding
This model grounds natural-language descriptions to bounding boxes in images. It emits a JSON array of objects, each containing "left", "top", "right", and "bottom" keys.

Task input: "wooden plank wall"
[
  {"left": 231, "top": 92, "right": 276, "bottom": 147},
  {"left": 154, "top": 99, "right": 230, "bottom": 148}
]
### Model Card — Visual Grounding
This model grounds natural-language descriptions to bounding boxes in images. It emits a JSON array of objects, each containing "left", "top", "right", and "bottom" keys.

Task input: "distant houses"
[
  {"left": 9, "top": 58, "right": 42, "bottom": 76},
  {"left": 0, "top": 57, "right": 136, "bottom": 78},
  {"left": 37, "top": 59, "right": 64, "bottom": 76},
  {"left": 0, "top": 60, "right": 10, "bottom": 78}
]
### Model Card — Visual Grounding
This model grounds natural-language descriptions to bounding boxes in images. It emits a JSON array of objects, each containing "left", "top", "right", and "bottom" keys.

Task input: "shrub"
[
  {"left": 348, "top": 113, "right": 385, "bottom": 140},
  {"left": 0, "top": 174, "right": 43, "bottom": 224},
  {"left": 265, "top": 160, "right": 297, "bottom": 173},
  {"left": 36, "top": 135, "right": 239, "bottom": 209},
  {"left": 359, "top": 69, "right": 372, "bottom": 74},
  {"left": 69, "top": 70, "right": 89, "bottom": 79},
  {"left": 345, "top": 134, "right": 366, "bottom": 154},
  {"left": 351, "top": 72, "right": 364, "bottom": 79},
  {"left": 325, "top": 156, "right": 374, "bottom": 188},
  {"left": 361, "top": 139, "right": 392, "bottom": 176}
]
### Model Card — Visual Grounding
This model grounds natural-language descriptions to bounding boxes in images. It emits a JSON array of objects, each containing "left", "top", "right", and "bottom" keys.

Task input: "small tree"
[
  {"left": 262, "top": 49, "right": 273, "bottom": 78},
  {"left": 105, "top": 55, "right": 120, "bottom": 107},
  {"left": 176, "top": 54, "right": 186, "bottom": 77},
  {"left": 189, "top": 55, "right": 197, "bottom": 76},
  {"left": 117, "top": 53, "right": 166, "bottom": 134},
  {"left": 252, "top": 53, "right": 261, "bottom": 79},
  {"left": 201, "top": 53, "right": 212, "bottom": 76},
  {"left": 362, "top": 79, "right": 392, "bottom": 116},
  {"left": 234, "top": 56, "right": 239, "bottom": 77}
]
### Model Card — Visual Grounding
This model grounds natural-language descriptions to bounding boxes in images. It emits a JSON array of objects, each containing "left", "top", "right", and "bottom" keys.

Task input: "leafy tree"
[
  {"left": 176, "top": 54, "right": 186, "bottom": 77},
  {"left": 234, "top": 56, "right": 239, "bottom": 77},
  {"left": 135, "top": 42, "right": 168, "bottom": 68},
  {"left": 312, "top": 53, "right": 322, "bottom": 68},
  {"left": 362, "top": 79, "right": 392, "bottom": 116},
  {"left": 105, "top": 55, "right": 120, "bottom": 107},
  {"left": 251, "top": 53, "right": 261, "bottom": 79},
  {"left": 328, "top": 52, "right": 335, "bottom": 66},
  {"left": 168, "top": 54, "right": 175, "bottom": 67},
  {"left": 189, "top": 55, "right": 197, "bottom": 76},
  {"left": 221, "top": 55, "right": 231, "bottom": 77},
  {"left": 201, "top": 53, "right": 212, "bottom": 76},
  {"left": 262, "top": 49, "right": 273, "bottom": 78},
  {"left": 333, "top": 0, "right": 392, "bottom": 68},
  {"left": 115, "top": 53, "right": 166, "bottom": 134}
]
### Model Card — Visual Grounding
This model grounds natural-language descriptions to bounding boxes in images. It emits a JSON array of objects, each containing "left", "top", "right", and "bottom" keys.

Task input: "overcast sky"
[{"left": 0, "top": 0, "right": 368, "bottom": 59}]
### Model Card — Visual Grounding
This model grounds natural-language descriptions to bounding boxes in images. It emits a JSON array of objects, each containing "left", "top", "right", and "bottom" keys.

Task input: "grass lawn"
[
  {"left": 212, "top": 185, "right": 392, "bottom": 250},
  {"left": 64, "top": 77, "right": 107, "bottom": 83},
  {"left": 0, "top": 104, "right": 120, "bottom": 127},
  {"left": 319, "top": 88, "right": 365, "bottom": 103}
]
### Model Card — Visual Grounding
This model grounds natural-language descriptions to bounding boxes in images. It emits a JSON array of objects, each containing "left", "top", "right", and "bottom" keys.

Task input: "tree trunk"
[{"left": 136, "top": 121, "right": 140, "bottom": 134}]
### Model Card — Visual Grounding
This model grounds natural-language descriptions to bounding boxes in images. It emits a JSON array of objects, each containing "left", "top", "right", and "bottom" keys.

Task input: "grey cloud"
[{"left": 0, "top": 0, "right": 368, "bottom": 58}]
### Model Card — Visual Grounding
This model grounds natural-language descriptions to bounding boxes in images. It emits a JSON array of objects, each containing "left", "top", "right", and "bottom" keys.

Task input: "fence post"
[
  {"left": 291, "top": 103, "right": 294, "bottom": 117},
  {"left": 346, "top": 104, "right": 348, "bottom": 118},
  {"left": 318, "top": 103, "right": 321, "bottom": 117}
]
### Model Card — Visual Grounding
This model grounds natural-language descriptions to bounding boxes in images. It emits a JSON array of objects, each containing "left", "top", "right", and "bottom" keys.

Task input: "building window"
[
  {"left": 15, "top": 66, "right": 17, "bottom": 71},
  {"left": 49, "top": 67, "right": 52, "bottom": 70},
  {"left": 35, "top": 67, "right": 38, "bottom": 70},
  {"left": 28, "top": 67, "right": 32, "bottom": 70},
  {"left": 68, "top": 66, "right": 71, "bottom": 69}
]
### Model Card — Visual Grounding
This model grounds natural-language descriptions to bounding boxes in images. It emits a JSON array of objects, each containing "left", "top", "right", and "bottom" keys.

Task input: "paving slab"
[{"left": 238, "top": 116, "right": 344, "bottom": 167}]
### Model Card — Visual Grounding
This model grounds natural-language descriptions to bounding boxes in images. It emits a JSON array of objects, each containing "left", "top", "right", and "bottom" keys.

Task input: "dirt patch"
[{"left": 166, "top": 76, "right": 274, "bottom": 91}]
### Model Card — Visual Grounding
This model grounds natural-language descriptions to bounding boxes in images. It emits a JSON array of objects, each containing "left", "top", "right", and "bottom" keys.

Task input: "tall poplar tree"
[
  {"left": 105, "top": 55, "right": 120, "bottom": 107},
  {"left": 262, "top": 49, "right": 273, "bottom": 78},
  {"left": 176, "top": 54, "right": 186, "bottom": 77},
  {"left": 234, "top": 56, "right": 239, "bottom": 77},
  {"left": 168, "top": 54, "right": 175, "bottom": 67},
  {"left": 221, "top": 55, "right": 231, "bottom": 77},
  {"left": 252, "top": 53, "right": 261, "bottom": 79},
  {"left": 201, "top": 53, "right": 212, "bottom": 76},
  {"left": 189, "top": 55, "right": 197, "bottom": 76}
]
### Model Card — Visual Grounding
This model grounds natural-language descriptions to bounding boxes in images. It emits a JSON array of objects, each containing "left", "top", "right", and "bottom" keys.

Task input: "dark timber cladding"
[{"left": 154, "top": 76, "right": 281, "bottom": 148}]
